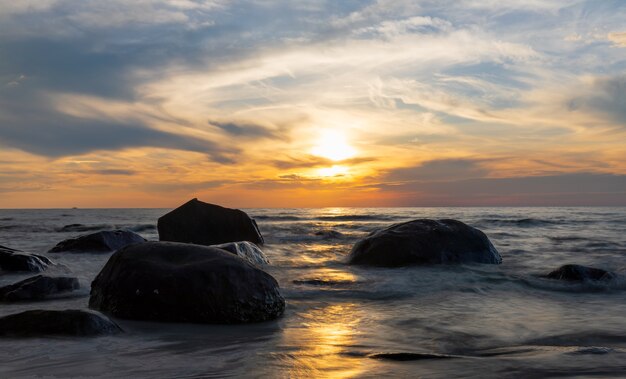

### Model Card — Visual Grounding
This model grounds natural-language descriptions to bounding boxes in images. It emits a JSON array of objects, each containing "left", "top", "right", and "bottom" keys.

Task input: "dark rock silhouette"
[
  {"left": 157, "top": 198, "right": 263, "bottom": 246},
  {"left": 0, "top": 275, "right": 79, "bottom": 302},
  {"left": 48, "top": 230, "right": 146, "bottom": 253},
  {"left": 0, "top": 309, "right": 122, "bottom": 337},
  {"left": 347, "top": 219, "right": 501, "bottom": 267},
  {"left": 0, "top": 245, "right": 53, "bottom": 272},
  {"left": 211, "top": 241, "right": 269, "bottom": 265},
  {"left": 89, "top": 241, "right": 284, "bottom": 323},
  {"left": 546, "top": 264, "right": 615, "bottom": 281}
]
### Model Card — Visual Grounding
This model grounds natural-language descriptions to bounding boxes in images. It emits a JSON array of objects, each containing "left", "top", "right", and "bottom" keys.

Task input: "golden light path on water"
[
  {"left": 269, "top": 207, "right": 371, "bottom": 378},
  {"left": 277, "top": 303, "right": 368, "bottom": 378}
]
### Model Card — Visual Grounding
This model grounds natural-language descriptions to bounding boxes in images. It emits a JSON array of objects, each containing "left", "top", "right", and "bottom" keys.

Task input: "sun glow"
[
  {"left": 311, "top": 130, "right": 356, "bottom": 161},
  {"left": 317, "top": 165, "right": 349, "bottom": 177}
]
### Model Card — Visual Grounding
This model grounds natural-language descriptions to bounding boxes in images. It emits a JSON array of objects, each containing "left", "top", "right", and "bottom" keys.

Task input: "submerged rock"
[
  {"left": 157, "top": 198, "right": 264, "bottom": 246},
  {"left": 48, "top": 230, "right": 146, "bottom": 253},
  {"left": 0, "top": 275, "right": 80, "bottom": 302},
  {"left": 0, "top": 309, "right": 122, "bottom": 337},
  {"left": 89, "top": 241, "right": 284, "bottom": 323},
  {"left": 0, "top": 245, "right": 53, "bottom": 272},
  {"left": 211, "top": 241, "right": 269, "bottom": 265},
  {"left": 347, "top": 219, "right": 501, "bottom": 267},
  {"left": 546, "top": 264, "right": 615, "bottom": 282}
]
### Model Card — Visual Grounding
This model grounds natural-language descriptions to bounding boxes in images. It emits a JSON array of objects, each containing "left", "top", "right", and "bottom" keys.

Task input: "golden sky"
[{"left": 1, "top": 1, "right": 625, "bottom": 207}]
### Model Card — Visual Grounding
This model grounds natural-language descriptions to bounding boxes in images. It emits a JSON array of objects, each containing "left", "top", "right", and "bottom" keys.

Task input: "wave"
[
  {"left": 0, "top": 224, "right": 50, "bottom": 233},
  {"left": 584, "top": 241, "right": 622, "bottom": 249},
  {"left": 127, "top": 224, "right": 156, "bottom": 232},
  {"left": 548, "top": 236, "right": 588, "bottom": 242},
  {"left": 567, "top": 347, "right": 615, "bottom": 355},
  {"left": 292, "top": 278, "right": 356, "bottom": 287},
  {"left": 477, "top": 218, "right": 559, "bottom": 227},
  {"left": 478, "top": 217, "right": 603, "bottom": 228},
  {"left": 525, "top": 332, "right": 626, "bottom": 347},
  {"left": 56, "top": 223, "right": 156, "bottom": 233},
  {"left": 313, "top": 230, "right": 345, "bottom": 239},
  {"left": 521, "top": 275, "right": 626, "bottom": 293},
  {"left": 0, "top": 217, "right": 13, "bottom": 221},
  {"left": 253, "top": 215, "right": 302, "bottom": 221},
  {"left": 254, "top": 214, "right": 394, "bottom": 222},
  {"left": 285, "top": 288, "right": 414, "bottom": 301},
  {"left": 57, "top": 224, "right": 113, "bottom": 232},
  {"left": 316, "top": 215, "right": 394, "bottom": 221},
  {"left": 367, "top": 352, "right": 455, "bottom": 361}
]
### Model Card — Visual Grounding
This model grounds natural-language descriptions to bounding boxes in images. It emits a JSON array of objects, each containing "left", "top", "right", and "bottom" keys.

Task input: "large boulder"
[
  {"left": 0, "top": 275, "right": 80, "bottom": 302},
  {"left": 0, "top": 245, "right": 53, "bottom": 272},
  {"left": 157, "top": 198, "right": 264, "bottom": 246},
  {"left": 0, "top": 309, "right": 122, "bottom": 337},
  {"left": 48, "top": 229, "right": 146, "bottom": 253},
  {"left": 211, "top": 241, "right": 269, "bottom": 265},
  {"left": 89, "top": 241, "right": 284, "bottom": 323},
  {"left": 347, "top": 219, "right": 502, "bottom": 267},
  {"left": 546, "top": 264, "right": 615, "bottom": 282}
]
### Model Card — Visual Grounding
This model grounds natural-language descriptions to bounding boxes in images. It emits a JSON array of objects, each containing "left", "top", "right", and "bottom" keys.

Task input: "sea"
[{"left": 1, "top": 207, "right": 625, "bottom": 378}]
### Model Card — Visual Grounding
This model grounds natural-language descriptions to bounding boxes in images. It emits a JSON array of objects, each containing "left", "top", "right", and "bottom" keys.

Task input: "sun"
[{"left": 311, "top": 130, "right": 356, "bottom": 161}]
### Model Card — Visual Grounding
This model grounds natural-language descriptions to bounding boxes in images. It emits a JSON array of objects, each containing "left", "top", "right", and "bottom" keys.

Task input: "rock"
[
  {"left": 347, "top": 219, "right": 501, "bottom": 267},
  {"left": 0, "top": 309, "right": 122, "bottom": 337},
  {"left": 48, "top": 229, "right": 146, "bottom": 253},
  {"left": 0, "top": 275, "right": 80, "bottom": 302},
  {"left": 0, "top": 245, "right": 53, "bottom": 272},
  {"left": 89, "top": 241, "right": 284, "bottom": 323},
  {"left": 157, "top": 198, "right": 263, "bottom": 246},
  {"left": 546, "top": 264, "right": 615, "bottom": 282},
  {"left": 211, "top": 241, "right": 269, "bottom": 265}
]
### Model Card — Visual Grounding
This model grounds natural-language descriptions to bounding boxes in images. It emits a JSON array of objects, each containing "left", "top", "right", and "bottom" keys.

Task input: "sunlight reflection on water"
[{"left": 277, "top": 303, "right": 367, "bottom": 378}]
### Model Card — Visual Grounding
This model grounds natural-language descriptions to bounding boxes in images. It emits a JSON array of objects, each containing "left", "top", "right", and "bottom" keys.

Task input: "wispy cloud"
[{"left": 608, "top": 31, "right": 626, "bottom": 47}]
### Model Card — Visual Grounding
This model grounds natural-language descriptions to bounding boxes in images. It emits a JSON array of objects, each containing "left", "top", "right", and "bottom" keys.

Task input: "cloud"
[
  {"left": 354, "top": 16, "right": 453, "bottom": 39},
  {"left": 272, "top": 156, "right": 327, "bottom": 169},
  {"left": 89, "top": 169, "right": 137, "bottom": 176},
  {"left": 209, "top": 120, "right": 284, "bottom": 140},
  {"left": 0, "top": 0, "right": 223, "bottom": 37},
  {"left": 271, "top": 155, "right": 376, "bottom": 169},
  {"left": 376, "top": 159, "right": 626, "bottom": 205},
  {"left": 377, "top": 172, "right": 626, "bottom": 206},
  {"left": 0, "top": 105, "right": 239, "bottom": 162},
  {"left": 143, "top": 179, "right": 230, "bottom": 193},
  {"left": 0, "top": 183, "right": 53, "bottom": 193},
  {"left": 608, "top": 31, "right": 626, "bottom": 47},
  {"left": 239, "top": 176, "right": 323, "bottom": 190},
  {"left": 568, "top": 75, "right": 626, "bottom": 126},
  {"left": 384, "top": 158, "right": 490, "bottom": 182}
]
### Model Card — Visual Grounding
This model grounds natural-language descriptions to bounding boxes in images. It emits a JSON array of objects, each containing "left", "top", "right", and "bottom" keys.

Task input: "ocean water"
[{"left": 1, "top": 207, "right": 626, "bottom": 378}]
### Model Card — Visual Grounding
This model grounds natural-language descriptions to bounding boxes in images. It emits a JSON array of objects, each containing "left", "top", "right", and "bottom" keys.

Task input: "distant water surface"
[{"left": 1, "top": 207, "right": 626, "bottom": 378}]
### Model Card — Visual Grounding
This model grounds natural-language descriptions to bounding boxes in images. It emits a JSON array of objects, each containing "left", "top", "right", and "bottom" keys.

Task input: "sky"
[{"left": 0, "top": 0, "right": 625, "bottom": 208}]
